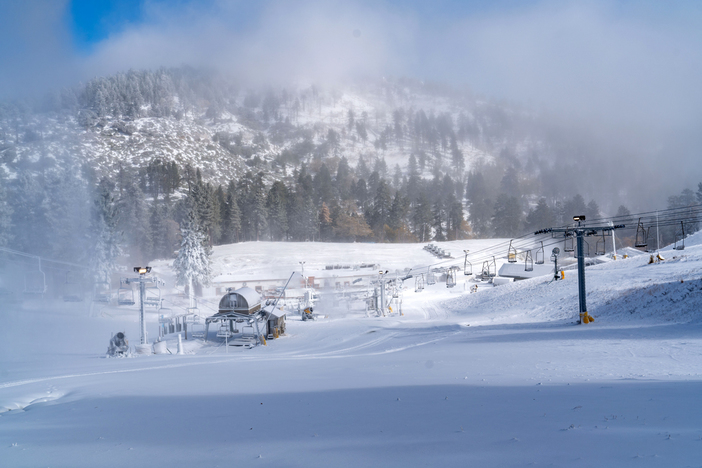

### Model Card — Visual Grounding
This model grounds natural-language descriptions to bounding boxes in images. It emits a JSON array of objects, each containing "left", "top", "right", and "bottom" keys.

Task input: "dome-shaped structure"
[{"left": 217, "top": 287, "right": 262, "bottom": 315}]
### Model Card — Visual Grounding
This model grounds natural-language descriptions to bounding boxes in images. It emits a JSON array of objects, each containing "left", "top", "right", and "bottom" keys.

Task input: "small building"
[
  {"left": 266, "top": 310, "right": 286, "bottom": 339},
  {"left": 217, "top": 286, "right": 262, "bottom": 315}
]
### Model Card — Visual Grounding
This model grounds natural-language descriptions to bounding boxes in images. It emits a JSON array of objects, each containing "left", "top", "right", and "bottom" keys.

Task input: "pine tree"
[
  {"left": 0, "top": 172, "right": 13, "bottom": 248},
  {"left": 173, "top": 210, "right": 211, "bottom": 306},
  {"left": 90, "top": 179, "right": 122, "bottom": 284},
  {"left": 222, "top": 181, "right": 242, "bottom": 243},
  {"left": 117, "top": 178, "right": 152, "bottom": 264},
  {"left": 492, "top": 194, "right": 522, "bottom": 237},
  {"left": 44, "top": 163, "right": 91, "bottom": 263},
  {"left": 412, "top": 192, "right": 433, "bottom": 242},
  {"left": 586, "top": 200, "right": 601, "bottom": 222},
  {"left": 250, "top": 173, "right": 268, "bottom": 241},
  {"left": 318, "top": 202, "right": 332, "bottom": 241},
  {"left": 266, "top": 181, "right": 289, "bottom": 240},
  {"left": 525, "top": 198, "right": 555, "bottom": 232}
]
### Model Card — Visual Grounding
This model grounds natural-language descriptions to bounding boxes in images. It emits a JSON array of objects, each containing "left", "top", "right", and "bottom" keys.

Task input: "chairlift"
[
  {"left": 415, "top": 274, "right": 425, "bottom": 292},
  {"left": 117, "top": 278, "right": 135, "bottom": 306},
  {"left": 23, "top": 257, "right": 47, "bottom": 295},
  {"left": 143, "top": 281, "right": 162, "bottom": 307},
  {"left": 464, "top": 256, "right": 472, "bottom": 276},
  {"left": 24, "top": 271, "right": 47, "bottom": 295},
  {"left": 635, "top": 218, "right": 648, "bottom": 248},
  {"left": 63, "top": 271, "right": 83, "bottom": 302},
  {"left": 579, "top": 239, "right": 590, "bottom": 257},
  {"left": 525, "top": 250, "right": 534, "bottom": 272},
  {"left": 596, "top": 231, "right": 606, "bottom": 256},
  {"left": 93, "top": 281, "right": 111, "bottom": 303},
  {"left": 446, "top": 267, "right": 457, "bottom": 288},
  {"left": 481, "top": 256, "right": 496, "bottom": 278},
  {"left": 564, "top": 230, "right": 575, "bottom": 253},
  {"left": 535, "top": 241, "right": 545, "bottom": 265},
  {"left": 674, "top": 221, "right": 685, "bottom": 250},
  {"left": 507, "top": 240, "right": 517, "bottom": 263},
  {"left": 426, "top": 267, "right": 436, "bottom": 285}
]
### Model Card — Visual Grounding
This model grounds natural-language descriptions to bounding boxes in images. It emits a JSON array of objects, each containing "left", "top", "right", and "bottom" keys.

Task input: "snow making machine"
[{"left": 205, "top": 286, "right": 285, "bottom": 346}]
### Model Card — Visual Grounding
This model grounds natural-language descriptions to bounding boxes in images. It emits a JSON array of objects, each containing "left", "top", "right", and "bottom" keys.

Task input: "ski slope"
[{"left": 2, "top": 235, "right": 702, "bottom": 467}]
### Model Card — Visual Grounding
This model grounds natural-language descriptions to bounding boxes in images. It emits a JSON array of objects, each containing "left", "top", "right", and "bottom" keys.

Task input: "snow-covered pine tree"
[
  {"left": 90, "top": 179, "right": 122, "bottom": 284},
  {"left": 0, "top": 172, "right": 12, "bottom": 248},
  {"left": 173, "top": 210, "right": 211, "bottom": 307}
]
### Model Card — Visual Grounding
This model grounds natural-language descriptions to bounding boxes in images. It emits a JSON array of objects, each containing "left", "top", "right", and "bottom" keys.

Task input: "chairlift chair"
[
  {"left": 446, "top": 267, "right": 457, "bottom": 288},
  {"left": 564, "top": 230, "right": 575, "bottom": 253},
  {"left": 596, "top": 231, "right": 606, "bottom": 256},
  {"left": 481, "top": 261, "right": 490, "bottom": 278},
  {"left": 582, "top": 239, "right": 590, "bottom": 257},
  {"left": 481, "top": 256, "right": 496, "bottom": 278},
  {"left": 63, "top": 271, "right": 83, "bottom": 302},
  {"left": 93, "top": 281, "right": 111, "bottom": 303},
  {"left": 117, "top": 279, "right": 135, "bottom": 306},
  {"left": 426, "top": 268, "right": 436, "bottom": 285},
  {"left": 507, "top": 240, "right": 517, "bottom": 263},
  {"left": 635, "top": 218, "right": 648, "bottom": 248},
  {"left": 535, "top": 241, "right": 545, "bottom": 265},
  {"left": 464, "top": 258, "right": 472, "bottom": 276},
  {"left": 674, "top": 221, "right": 685, "bottom": 250},
  {"left": 524, "top": 250, "right": 534, "bottom": 272},
  {"left": 24, "top": 270, "right": 47, "bottom": 295},
  {"left": 143, "top": 282, "right": 162, "bottom": 307},
  {"left": 415, "top": 274, "right": 425, "bottom": 292}
]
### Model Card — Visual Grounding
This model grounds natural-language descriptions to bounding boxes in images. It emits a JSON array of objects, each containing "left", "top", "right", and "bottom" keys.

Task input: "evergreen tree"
[
  {"left": 465, "top": 171, "right": 492, "bottom": 237},
  {"left": 585, "top": 200, "right": 601, "bottom": 222},
  {"left": 563, "top": 194, "right": 588, "bottom": 220},
  {"left": 313, "top": 164, "right": 334, "bottom": 204},
  {"left": 173, "top": 210, "right": 211, "bottom": 306},
  {"left": 149, "top": 201, "right": 178, "bottom": 260},
  {"left": 432, "top": 199, "right": 445, "bottom": 241},
  {"left": 44, "top": 163, "right": 91, "bottom": 263},
  {"left": 412, "top": 191, "right": 433, "bottom": 242},
  {"left": 450, "top": 135, "right": 464, "bottom": 174},
  {"left": 370, "top": 179, "right": 392, "bottom": 239},
  {"left": 117, "top": 178, "right": 152, "bottom": 264},
  {"left": 249, "top": 173, "right": 269, "bottom": 241},
  {"left": 525, "top": 198, "right": 555, "bottom": 232},
  {"left": 90, "top": 179, "right": 122, "bottom": 284},
  {"left": 318, "top": 202, "right": 332, "bottom": 241},
  {"left": 336, "top": 157, "right": 352, "bottom": 200},
  {"left": 492, "top": 194, "right": 522, "bottom": 237},
  {"left": 266, "top": 181, "right": 289, "bottom": 240},
  {"left": 0, "top": 172, "right": 13, "bottom": 248},
  {"left": 615, "top": 205, "right": 631, "bottom": 218},
  {"left": 222, "top": 181, "right": 242, "bottom": 244},
  {"left": 446, "top": 195, "right": 467, "bottom": 240},
  {"left": 332, "top": 201, "right": 372, "bottom": 241}
]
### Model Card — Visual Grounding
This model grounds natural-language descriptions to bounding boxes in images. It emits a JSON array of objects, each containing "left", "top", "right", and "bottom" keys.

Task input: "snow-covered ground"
[{"left": 2, "top": 234, "right": 702, "bottom": 467}]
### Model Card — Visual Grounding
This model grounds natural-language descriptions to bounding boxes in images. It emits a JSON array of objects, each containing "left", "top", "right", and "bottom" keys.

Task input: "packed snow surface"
[{"left": 2, "top": 236, "right": 702, "bottom": 467}]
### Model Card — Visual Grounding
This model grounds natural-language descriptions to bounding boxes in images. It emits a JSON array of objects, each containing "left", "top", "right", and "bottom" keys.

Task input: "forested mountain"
[{"left": 1, "top": 67, "right": 699, "bottom": 273}]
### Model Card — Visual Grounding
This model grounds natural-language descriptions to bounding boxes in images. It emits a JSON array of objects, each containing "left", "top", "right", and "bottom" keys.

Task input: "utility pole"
[{"left": 536, "top": 217, "right": 624, "bottom": 324}]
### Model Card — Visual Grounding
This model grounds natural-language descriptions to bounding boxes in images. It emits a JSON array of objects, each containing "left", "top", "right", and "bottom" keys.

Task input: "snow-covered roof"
[{"left": 217, "top": 286, "right": 262, "bottom": 315}]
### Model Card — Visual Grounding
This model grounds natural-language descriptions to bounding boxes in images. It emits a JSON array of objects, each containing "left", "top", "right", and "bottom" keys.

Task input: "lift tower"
[
  {"left": 126, "top": 266, "right": 160, "bottom": 344},
  {"left": 536, "top": 216, "right": 624, "bottom": 324}
]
